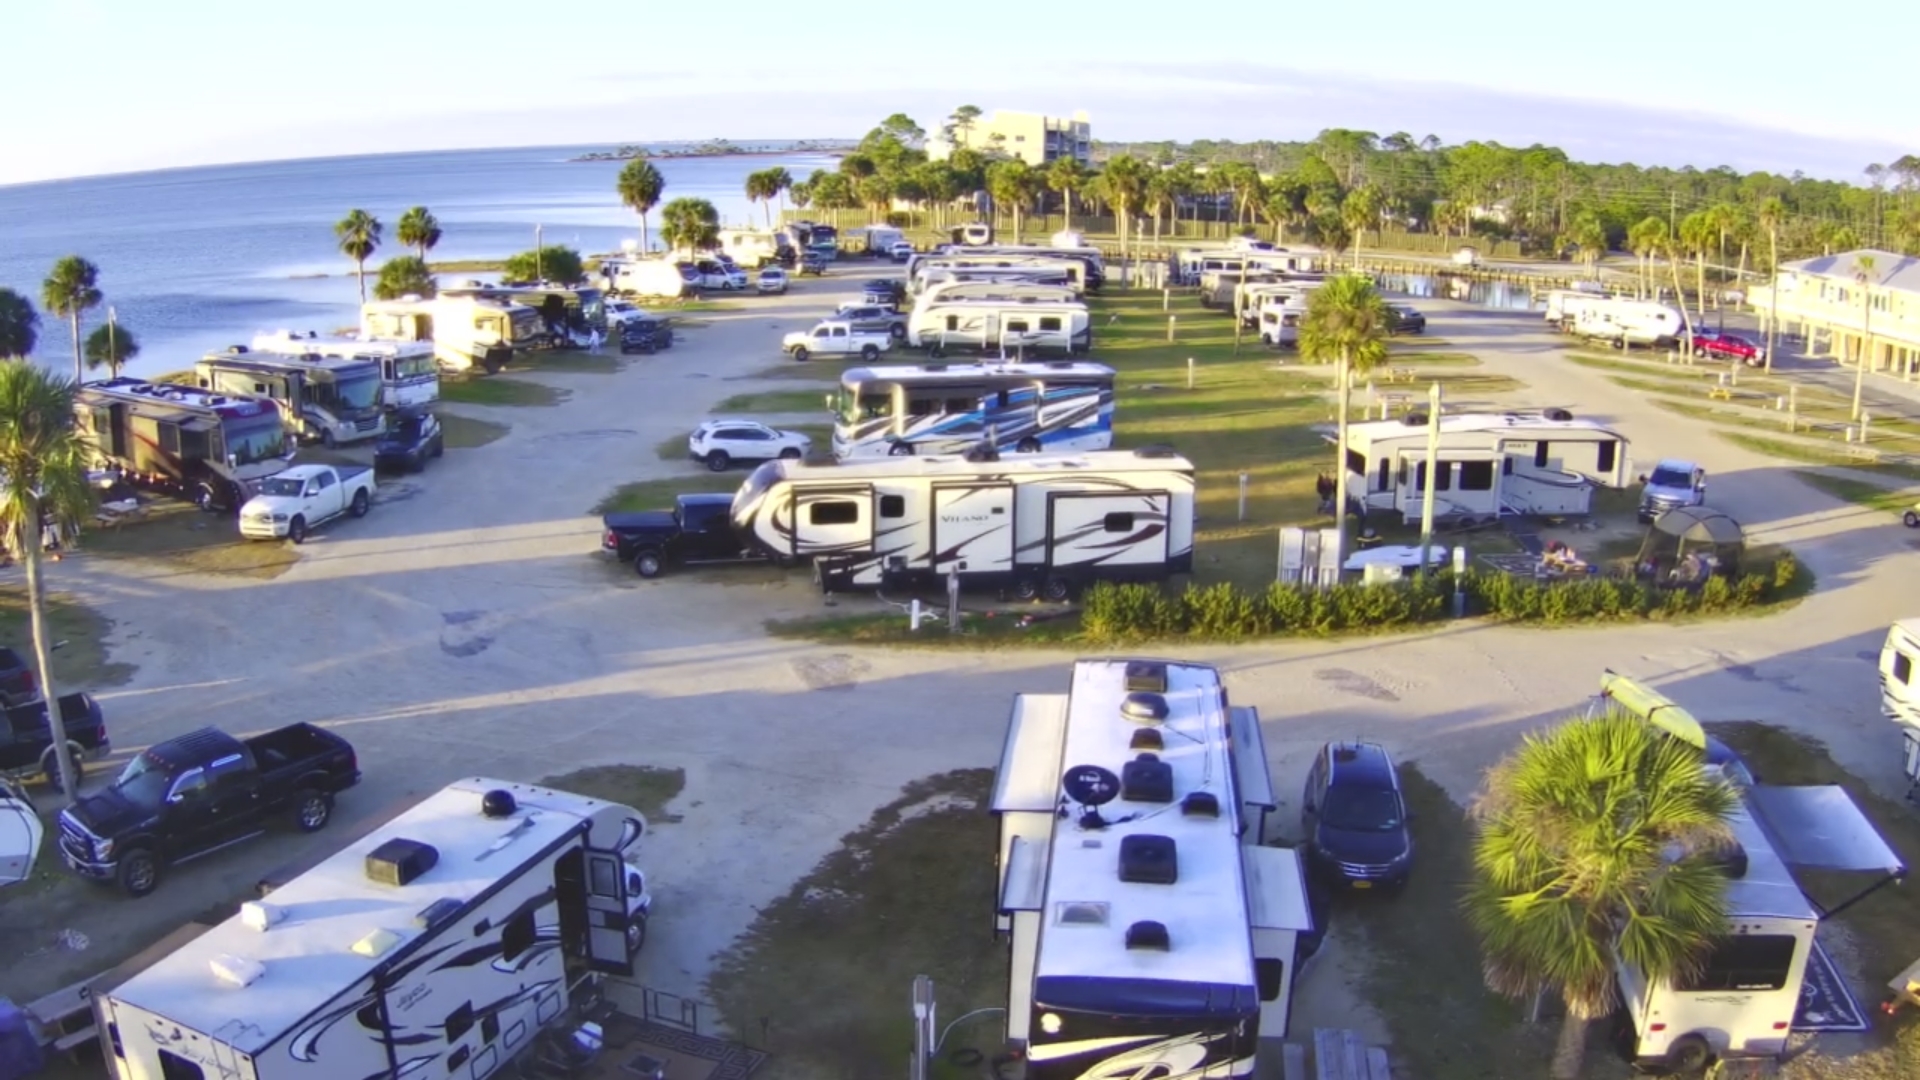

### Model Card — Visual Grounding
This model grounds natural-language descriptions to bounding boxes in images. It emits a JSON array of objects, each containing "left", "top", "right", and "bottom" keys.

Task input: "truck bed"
[{"left": 244, "top": 722, "right": 352, "bottom": 776}]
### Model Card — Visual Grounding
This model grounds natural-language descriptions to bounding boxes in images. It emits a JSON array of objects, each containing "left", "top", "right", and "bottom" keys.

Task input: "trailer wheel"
[
  {"left": 39, "top": 743, "right": 85, "bottom": 793},
  {"left": 118, "top": 848, "right": 160, "bottom": 898},
  {"left": 293, "top": 789, "right": 333, "bottom": 832},
  {"left": 1013, "top": 577, "right": 1040, "bottom": 601},
  {"left": 1016, "top": 438, "right": 1042, "bottom": 454},
  {"left": 349, "top": 489, "right": 370, "bottom": 518},
  {"left": 1664, "top": 1034, "right": 1712, "bottom": 1074},
  {"left": 626, "top": 912, "right": 649, "bottom": 956},
  {"left": 1042, "top": 577, "right": 1072, "bottom": 603}
]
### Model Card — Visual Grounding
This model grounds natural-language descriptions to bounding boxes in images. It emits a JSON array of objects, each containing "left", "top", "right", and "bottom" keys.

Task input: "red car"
[{"left": 1692, "top": 331, "right": 1763, "bottom": 365}]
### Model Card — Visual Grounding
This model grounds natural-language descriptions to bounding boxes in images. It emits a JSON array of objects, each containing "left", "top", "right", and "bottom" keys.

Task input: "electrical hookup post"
[{"left": 910, "top": 975, "right": 935, "bottom": 1080}]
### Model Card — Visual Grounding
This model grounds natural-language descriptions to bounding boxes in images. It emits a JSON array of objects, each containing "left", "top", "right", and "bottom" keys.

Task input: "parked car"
[
  {"left": 57, "top": 723, "right": 360, "bottom": 897},
  {"left": 862, "top": 278, "right": 908, "bottom": 306},
  {"left": 605, "top": 299, "right": 646, "bottom": 326},
  {"left": 601, "top": 493, "right": 768, "bottom": 579},
  {"left": 0, "top": 647, "right": 38, "bottom": 707},
  {"left": 834, "top": 303, "right": 910, "bottom": 340},
  {"left": 238, "top": 464, "right": 376, "bottom": 543},
  {"left": 1387, "top": 305, "right": 1427, "bottom": 335},
  {"left": 757, "top": 268, "right": 789, "bottom": 295},
  {"left": 1301, "top": 741, "right": 1414, "bottom": 890},
  {"left": 1692, "top": 331, "right": 1763, "bottom": 365},
  {"left": 0, "top": 692, "right": 108, "bottom": 792},
  {"left": 888, "top": 241, "right": 915, "bottom": 262},
  {"left": 687, "top": 419, "right": 812, "bottom": 472},
  {"left": 373, "top": 409, "right": 444, "bottom": 473},
  {"left": 799, "top": 253, "right": 827, "bottom": 276},
  {"left": 619, "top": 316, "right": 675, "bottom": 354}
]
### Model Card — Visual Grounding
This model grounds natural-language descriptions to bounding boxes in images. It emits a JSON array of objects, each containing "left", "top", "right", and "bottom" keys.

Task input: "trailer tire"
[
  {"left": 287, "top": 516, "right": 308, "bottom": 544},
  {"left": 293, "top": 789, "right": 333, "bottom": 832},
  {"left": 1017, "top": 438, "right": 1042, "bottom": 454},
  {"left": 118, "top": 848, "right": 160, "bottom": 898},
  {"left": 888, "top": 443, "right": 914, "bottom": 457},
  {"left": 1664, "top": 1034, "right": 1712, "bottom": 1074},
  {"left": 860, "top": 344, "right": 880, "bottom": 361},
  {"left": 40, "top": 743, "right": 85, "bottom": 792},
  {"left": 349, "top": 489, "right": 370, "bottom": 518},
  {"left": 1042, "top": 576, "right": 1072, "bottom": 602},
  {"left": 1013, "top": 577, "right": 1040, "bottom": 601}
]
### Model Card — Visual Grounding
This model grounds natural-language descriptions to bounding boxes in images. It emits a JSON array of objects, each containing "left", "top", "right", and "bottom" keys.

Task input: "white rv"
[
  {"left": 1598, "top": 673, "right": 1905, "bottom": 1074},
  {"left": 729, "top": 447, "right": 1195, "bottom": 599},
  {"left": 92, "top": 778, "right": 653, "bottom": 1080},
  {"left": 912, "top": 255, "right": 1087, "bottom": 296},
  {"left": 1569, "top": 298, "right": 1687, "bottom": 350},
  {"left": 1256, "top": 306, "right": 1301, "bottom": 348},
  {"left": 909, "top": 298, "right": 1092, "bottom": 357},
  {"left": 1236, "top": 281, "right": 1316, "bottom": 326},
  {"left": 252, "top": 332, "right": 440, "bottom": 412},
  {"left": 716, "top": 229, "right": 788, "bottom": 269},
  {"left": 914, "top": 280, "right": 1080, "bottom": 311},
  {"left": 1340, "top": 411, "right": 1631, "bottom": 523},
  {"left": 1543, "top": 289, "right": 1618, "bottom": 331},
  {"left": 600, "top": 258, "right": 691, "bottom": 300},
  {"left": 1877, "top": 620, "right": 1920, "bottom": 795},
  {"left": 990, "top": 658, "right": 1310, "bottom": 1077},
  {"left": 361, "top": 296, "right": 541, "bottom": 374}
]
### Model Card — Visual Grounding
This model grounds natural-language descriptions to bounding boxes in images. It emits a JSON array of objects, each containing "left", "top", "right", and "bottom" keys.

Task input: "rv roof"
[
  {"left": 105, "top": 779, "right": 617, "bottom": 1054},
  {"left": 1035, "top": 659, "right": 1253, "bottom": 987},
  {"left": 1345, "top": 412, "right": 1623, "bottom": 448},
  {"left": 201, "top": 351, "right": 379, "bottom": 374},
  {"left": 253, "top": 332, "right": 432, "bottom": 359},
  {"left": 758, "top": 448, "right": 1191, "bottom": 483},
  {"left": 78, "top": 379, "right": 278, "bottom": 421},
  {"left": 840, "top": 361, "right": 1115, "bottom": 385},
  {"left": 1721, "top": 796, "right": 1820, "bottom": 920}
]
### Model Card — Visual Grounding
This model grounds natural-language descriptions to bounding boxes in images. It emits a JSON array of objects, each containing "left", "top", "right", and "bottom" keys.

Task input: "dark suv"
[{"left": 1301, "top": 741, "right": 1413, "bottom": 890}]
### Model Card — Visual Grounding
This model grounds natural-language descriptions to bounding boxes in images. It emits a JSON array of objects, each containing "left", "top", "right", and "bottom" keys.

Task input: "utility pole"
[
  {"left": 535, "top": 224, "right": 544, "bottom": 282},
  {"left": 1419, "top": 382, "right": 1443, "bottom": 576}
]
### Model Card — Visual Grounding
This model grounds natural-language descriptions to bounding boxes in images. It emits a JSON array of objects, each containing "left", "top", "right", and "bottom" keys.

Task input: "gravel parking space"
[{"left": 6, "top": 274, "right": 1918, "bottom": 1073}]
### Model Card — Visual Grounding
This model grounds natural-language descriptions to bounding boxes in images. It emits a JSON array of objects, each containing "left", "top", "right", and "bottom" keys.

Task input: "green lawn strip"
[
  {"left": 504, "top": 350, "right": 624, "bottom": 375},
  {"left": 1790, "top": 471, "right": 1919, "bottom": 515},
  {"left": 80, "top": 502, "right": 301, "bottom": 581},
  {"left": 438, "top": 413, "right": 511, "bottom": 449},
  {"left": 538, "top": 765, "right": 686, "bottom": 824},
  {"left": 0, "top": 586, "right": 135, "bottom": 690},
  {"left": 1714, "top": 431, "right": 1920, "bottom": 481},
  {"left": 439, "top": 376, "right": 564, "bottom": 407},
  {"left": 712, "top": 389, "right": 834, "bottom": 414},
  {"left": 706, "top": 770, "right": 1004, "bottom": 1074},
  {"left": 590, "top": 476, "right": 734, "bottom": 515}
]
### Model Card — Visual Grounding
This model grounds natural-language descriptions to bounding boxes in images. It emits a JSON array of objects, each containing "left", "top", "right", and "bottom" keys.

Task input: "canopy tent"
[{"left": 1637, "top": 505, "right": 1745, "bottom": 584}]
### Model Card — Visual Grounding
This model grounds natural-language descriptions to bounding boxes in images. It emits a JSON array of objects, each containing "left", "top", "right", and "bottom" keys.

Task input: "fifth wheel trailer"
[
  {"left": 729, "top": 447, "right": 1194, "bottom": 598},
  {"left": 91, "top": 777, "right": 653, "bottom": 1080},
  {"left": 1339, "top": 410, "right": 1631, "bottom": 523}
]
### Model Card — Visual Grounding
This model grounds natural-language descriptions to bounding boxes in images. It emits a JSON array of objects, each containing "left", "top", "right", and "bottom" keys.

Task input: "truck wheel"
[
  {"left": 860, "top": 344, "right": 880, "bottom": 361},
  {"left": 350, "top": 489, "right": 370, "bottom": 518},
  {"left": 321, "top": 430, "right": 337, "bottom": 449},
  {"left": 626, "top": 912, "right": 648, "bottom": 956},
  {"left": 1906, "top": 510, "right": 1920, "bottom": 528},
  {"left": 293, "top": 789, "right": 333, "bottom": 832},
  {"left": 790, "top": 346, "right": 810, "bottom": 363},
  {"left": 889, "top": 324, "right": 906, "bottom": 340},
  {"left": 1042, "top": 576, "right": 1073, "bottom": 602},
  {"left": 634, "top": 551, "right": 664, "bottom": 578},
  {"left": 288, "top": 516, "right": 308, "bottom": 544},
  {"left": 779, "top": 448, "right": 803, "bottom": 460},
  {"left": 195, "top": 483, "right": 218, "bottom": 513},
  {"left": 1664, "top": 1034, "right": 1711, "bottom": 1074},
  {"left": 706, "top": 450, "right": 732, "bottom": 472},
  {"left": 40, "top": 743, "right": 85, "bottom": 792},
  {"left": 118, "top": 848, "right": 160, "bottom": 898}
]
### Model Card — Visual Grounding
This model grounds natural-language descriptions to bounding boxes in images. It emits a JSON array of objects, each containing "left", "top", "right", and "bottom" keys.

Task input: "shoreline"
[{"left": 569, "top": 143, "right": 852, "bottom": 163}]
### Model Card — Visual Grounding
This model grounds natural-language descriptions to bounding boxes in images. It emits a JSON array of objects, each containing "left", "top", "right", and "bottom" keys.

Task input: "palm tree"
[
  {"left": 615, "top": 158, "right": 666, "bottom": 254},
  {"left": 334, "top": 210, "right": 382, "bottom": 304},
  {"left": 0, "top": 289, "right": 38, "bottom": 359},
  {"left": 40, "top": 257, "right": 102, "bottom": 382},
  {"left": 1660, "top": 229, "right": 1698, "bottom": 348},
  {"left": 0, "top": 362, "right": 97, "bottom": 798},
  {"left": 1757, "top": 197, "right": 1786, "bottom": 371},
  {"left": 1047, "top": 157, "right": 1089, "bottom": 232},
  {"left": 986, "top": 161, "right": 1038, "bottom": 243},
  {"left": 1466, "top": 710, "right": 1737, "bottom": 1079},
  {"left": 1627, "top": 217, "right": 1668, "bottom": 300},
  {"left": 1095, "top": 156, "right": 1152, "bottom": 262},
  {"left": 1341, "top": 186, "right": 1383, "bottom": 269},
  {"left": 1299, "top": 274, "right": 1391, "bottom": 568},
  {"left": 1678, "top": 211, "right": 1714, "bottom": 324},
  {"left": 83, "top": 323, "right": 139, "bottom": 378},
  {"left": 375, "top": 256, "right": 438, "bottom": 301},
  {"left": 766, "top": 167, "right": 793, "bottom": 221},
  {"left": 396, "top": 206, "right": 442, "bottom": 261},
  {"left": 1569, "top": 213, "right": 1608, "bottom": 279},
  {"left": 745, "top": 169, "right": 779, "bottom": 229},
  {"left": 659, "top": 197, "right": 721, "bottom": 255}
]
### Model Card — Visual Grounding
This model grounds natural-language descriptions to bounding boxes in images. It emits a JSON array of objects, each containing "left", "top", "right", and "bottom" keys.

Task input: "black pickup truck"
[
  {"left": 601, "top": 492, "right": 768, "bottom": 578},
  {"left": 57, "top": 723, "right": 360, "bottom": 897},
  {"left": 0, "top": 692, "right": 109, "bottom": 791},
  {"left": 0, "top": 646, "right": 40, "bottom": 707}
]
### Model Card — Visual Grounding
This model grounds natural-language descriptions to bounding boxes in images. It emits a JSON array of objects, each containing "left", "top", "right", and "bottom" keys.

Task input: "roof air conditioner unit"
[
  {"left": 210, "top": 954, "right": 265, "bottom": 988},
  {"left": 1118, "top": 834, "right": 1179, "bottom": 885},
  {"left": 240, "top": 901, "right": 285, "bottom": 932},
  {"left": 1125, "top": 920, "right": 1171, "bottom": 951}
]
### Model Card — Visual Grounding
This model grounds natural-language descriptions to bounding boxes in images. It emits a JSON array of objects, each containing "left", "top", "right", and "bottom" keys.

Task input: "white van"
[{"left": 604, "top": 258, "right": 690, "bottom": 299}]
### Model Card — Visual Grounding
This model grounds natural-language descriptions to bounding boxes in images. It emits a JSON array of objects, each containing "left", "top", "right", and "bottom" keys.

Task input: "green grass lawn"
[
  {"left": 0, "top": 586, "right": 135, "bottom": 690},
  {"left": 81, "top": 502, "right": 303, "bottom": 581},
  {"left": 1791, "top": 470, "right": 1919, "bottom": 514},
  {"left": 712, "top": 389, "right": 833, "bottom": 414},
  {"left": 439, "top": 376, "right": 564, "bottom": 407},
  {"left": 1716, "top": 431, "right": 1920, "bottom": 481},
  {"left": 439, "top": 413, "right": 511, "bottom": 449},
  {"left": 590, "top": 476, "right": 732, "bottom": 515}
]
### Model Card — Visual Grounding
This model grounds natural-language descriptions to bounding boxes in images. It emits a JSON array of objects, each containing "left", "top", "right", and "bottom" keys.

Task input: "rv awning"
[
  {"left": 998, "top": 836, "right": 1047, "bottom": 914},
  {"left": 1748, "top": 784, "right": 1907, "bottom": 919},
  {"left": 1242, "top": 846, "right": 1313, "bottom": 933},
  {"left": 1229, "top": 706, "right": 1276, "bottom": 811},
  {"left": 991, "top": 694, "right": 1068, "bottom": 813}
]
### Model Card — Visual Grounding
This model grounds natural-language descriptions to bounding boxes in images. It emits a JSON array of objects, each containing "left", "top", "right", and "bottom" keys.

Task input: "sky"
[{"left": 3, "top": 0, "right": 1912, "bottom": 186}]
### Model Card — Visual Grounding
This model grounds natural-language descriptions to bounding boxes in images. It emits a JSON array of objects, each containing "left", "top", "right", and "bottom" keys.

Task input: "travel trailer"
[
  {"left": 193, "top": 349, "right": 386, "bottom": 446},
  {"left": 951, "top": 222, "right": 995, "bottom": 246},
  {"left": 1543, "top": 289, "right": 1620, "bottom": 331},
  {"left": 716, "top": 229, "right": 790, "bottom": 268},
  {"left": 1236, "top": 281, "right": 1317, "bottom": 326},
  {"left": 360, "top": 296, "right": 540, "bottom": 374},
  {"left": 440, "top": 283, "right": 608, "bottom": 337},
  {"left": 600, "top": 257, "right": 691, "bottom": 299},
  {"left": 252, "top": 332, "right": 440, "bottom": 412},
  {"left": 1340, "top": 411, "right": 1631, "bottom": 523},
  {"left": 908, "top": 298, "right": 1092, "bottom": 357},
  {"left": 76, "top": 378, "right": 294, "bottom": 512},
  {"left": 911, "top": 255, "right": 1087, "bottom": 295},
  {"left": 91, "top": 777, "right": 654, "bottom": 1080},
  {"left": 729, "top": 447, "right": 1195, "bottom": 599},
  {"left": 990, "top": 658, "right": 1310, "bottom": 1078},
  {"left": 1596, "top": 673, "right": 1905, "bottom": 1073},
  {"left": 914, "top": 280, "right": 1080, "bottom": 310},
  {"left": 926, "top": 244, "right": 1107, "bottom": 290},
  {"left": 851, "top": 225, "right": 906, "bottom": 256},
  {"left": 1569, "top": 299, "right": 1687, "bottom": 350},
  {"left": 916, "top": 266, "right": 1076, "bottom": 298},
  {"left": 829, "top": 360, "right": 1116, "bottom": 459},
  {"left": 1877, "top": 619, "right": 1920, "bottom": 795}
]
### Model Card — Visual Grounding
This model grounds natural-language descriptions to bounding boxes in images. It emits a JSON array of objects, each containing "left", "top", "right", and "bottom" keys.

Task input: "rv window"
[
  {"left": 1256, "top": 958, "right": 1285, "bottom": 1002},
  {"left": 879, "top": 495, "right": 905, "bottom": 518},
  {"left": 1039, "top": 317, "right": 1062, "bottom": 331},
  {"left": 179, "top": 428, "right": 211, "bottom": 460},
  {"left": 159, "top": 424, "right": 181, "bottom": 455},
  {"left": 443, "top": 1002, "right": 475, "bottom": 1042},
  {"left": 502, "top": 910, "right": 537, "bottom": 962},
  {"left": 946, "top": 315, "right": 959, "bottom": 331},
  {"left": 156, "top": 1050, "right": 206, "bottom": 1080},
  {"left": 1346, "top": 449, "right": 1365, "bottom": 476},
  {"left": 481, "top": 1013, "right": 500, "bottom": 1045},
  {"left": 1103, "top": 512, "right": 1135, "bottom": 532},
  {"left": 1676, "top": 934, "right": 1798, "bottom": 992},
  {"left": 1416, "top": 463, "right": 1452, "bottom": 491},
  {"left": 1533, "top": 442, "right": 1550, "bottom": 468},
  {"left": 91, "top": 408, "right": 111, "bottom": 434},
  {"left": 589, "top": 857, "right": 620, "bottom": 896},
  {"left": 1502, "top": 457, "right": 1513, "bottom": 476},
  {"left": 1007, "top": 320, "right": 1030, "bottom": 334},
  {"left": 1597, "top": 440, "right": 1617, "bottom": 473},
  {"left": 809, "top": 501, "right": 861, "bottom": 526},
  {"left": 1376, "top": 457, "right": 1391, "bottom": 493},
  {"left": 1459, "top": 460, "right": 1495, "bottom": 490},
  {"left": 909, "top": 398, "right": 937, "bottom": 415},
  {"left": 1894, "top": 652, "right": 1913, "bottom": 685}
]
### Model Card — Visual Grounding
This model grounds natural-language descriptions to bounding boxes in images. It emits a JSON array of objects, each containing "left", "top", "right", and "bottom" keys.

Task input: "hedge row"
[{"left": 1079, "top": 553, "right": 1803, "bottom": 642}]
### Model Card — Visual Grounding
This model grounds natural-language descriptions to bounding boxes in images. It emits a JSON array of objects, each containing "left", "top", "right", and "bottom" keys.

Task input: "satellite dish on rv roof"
[{"left": 1063, "top": 765, "right": 1121, "bottom": 808}]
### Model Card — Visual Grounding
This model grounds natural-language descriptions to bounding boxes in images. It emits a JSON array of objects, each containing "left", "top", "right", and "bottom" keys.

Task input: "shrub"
[{"left": 1081, "top": 582, "right": 1180, "bottom": 642}]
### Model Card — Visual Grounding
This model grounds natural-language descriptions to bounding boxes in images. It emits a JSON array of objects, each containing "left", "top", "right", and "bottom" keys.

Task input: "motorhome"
[
  {"left": 600, "top": 258, "right": 691, "bottom": 299},
  {"left": 1597, "top": 673, "right": 1905, "bottom": 1074},
  {"left": 193, "top": 350, "right": 386, "bottom": 446},
  {"left": 990, "top": 658, "right": 1310, "bottom": 1078},
  {"left": 91, "top": 777, "right": 653, "bottom": 1080},
  {"left": 717, "top": 229, "right": 790, "bottom": 269},
  {"left": 729, "top": 447, "right": 1195, "bottom": 598},
  {"left": 908, "top": 298, "right": 1092, "bottom": 357},
  {"left": 917, "top": 266, "right": 1076, "bottom": 298},
  {"left": 76, "top": 378, "right": 293, "bottom": 512},
  {"left": 1173, "top": 250, "right": 1248, "bottom": 285},
  {"left": 440, "top": 283, "right": 608, "bottom": 337},
  {"left": 1235, "top": 281, "right": 1316, "bottom": 326},
  {"left": 829, "top": 360, "right": 1116, "bottom": 459},
  {"left": 1569, "top": 299, "right": 1687, "bottom": 350},
  {"left": 251, "top": 333, "right": 440, "bottom": 412},
  {"left": 361, "top": 296, "right": 541, "bottom": 374},
  {"left": 1340, "top": 411, "right": 1631, "bottom": 523},
  {"left": 851, "top": 225, "right": 906, "bottom": 256}
]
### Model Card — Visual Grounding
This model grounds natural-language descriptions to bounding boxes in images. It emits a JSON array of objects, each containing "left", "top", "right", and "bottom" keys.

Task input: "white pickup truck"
[
  {"left": 782, "top": 320, "right": 891, "bottom": 362},
  {"left": 239, "top": 464, "right": 376, "bottom": 544}
]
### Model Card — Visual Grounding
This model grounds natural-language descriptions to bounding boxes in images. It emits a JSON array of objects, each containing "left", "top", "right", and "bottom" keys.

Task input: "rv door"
[
  {"left": 582, "top": 847, "right": 635, "bottom": 976},
  {"left": 931, "top": 484, "right": 1015, "bottom": 576}
]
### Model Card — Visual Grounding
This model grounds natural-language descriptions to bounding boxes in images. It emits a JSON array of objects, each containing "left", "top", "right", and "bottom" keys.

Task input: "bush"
[
  {"left": 1076, "top": 551, "right": 1804, "bottom": 642},
  {"left": 502, "top": 245, "right": 585, "bottom": 285}
]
